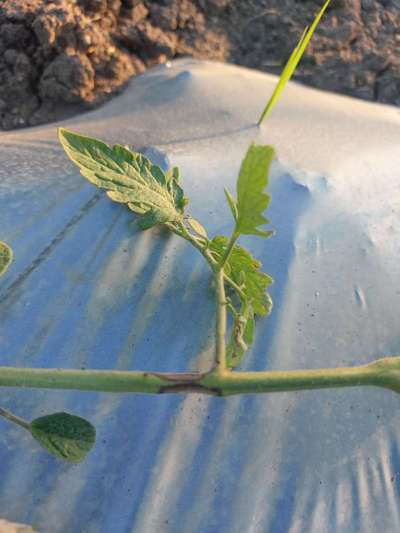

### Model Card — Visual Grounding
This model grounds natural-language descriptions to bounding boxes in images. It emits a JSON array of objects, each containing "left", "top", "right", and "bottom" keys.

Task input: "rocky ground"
[{"left": 0, "top": 0, "right": 399, "bottom": 130}]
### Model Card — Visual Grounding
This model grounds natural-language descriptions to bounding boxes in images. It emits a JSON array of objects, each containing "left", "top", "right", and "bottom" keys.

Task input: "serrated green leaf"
[
  {"left": 258, "top": 0, "right": 331, "bottom": 126},
  {"left": 31, "top": 412, "right": 96, "bottom": 463},
  {"left": 235, "top": 144, "right": 274, "bottom": 238},
  {"left": 226, "top": 303, "right": 255, "bottom": 369},
  {"left": 210, "top": 235, "right": 273, "bottom": 316},
  {"left": 187, "top": 217, "right": 208, "bottom": 239},
  {"left": 0, "top": 241, "right": 12, "bottom": 277},
  {"left": 224, "top": 188, "right": 238, "bottom": 222},
  {"left": 58, "top": 128, "right": 186, "bottom": 229}
]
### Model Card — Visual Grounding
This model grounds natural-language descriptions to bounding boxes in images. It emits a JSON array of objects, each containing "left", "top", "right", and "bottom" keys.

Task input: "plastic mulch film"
[{"left": 1, "top": 59, "right": 400, "bottom": 533}]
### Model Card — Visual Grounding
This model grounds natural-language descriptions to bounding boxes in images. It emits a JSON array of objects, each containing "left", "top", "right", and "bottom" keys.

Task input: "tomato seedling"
[{"left": 4, "top": 1, "right": 397, "bottom": 465}]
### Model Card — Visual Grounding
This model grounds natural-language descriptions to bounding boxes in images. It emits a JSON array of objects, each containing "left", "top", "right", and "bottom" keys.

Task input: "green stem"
[
  {"left": 213, "top": 231, "right": 240, "bottom": 372},
  {"left": 168, "top": 221, "right": 245, "bottom": 373},
  {"left": 217, "top": 231, "right": 238, "bottom": 270},
  {"left": 0, "top": 407, "right": 31, "bottom": 430},
  {"left": 215, "top": 269, "right": 227, "bottom": 373},
  {"left": 0, "top": 357, "right": 398, "bottom": 396}
]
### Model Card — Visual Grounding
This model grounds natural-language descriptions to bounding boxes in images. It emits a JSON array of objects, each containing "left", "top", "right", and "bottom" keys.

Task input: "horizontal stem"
[
  {"left": 215, "top": 365, "right": 376, "bottom": 395},
  {"left": 0, "top": 357, "right": 399, "bottom": 396}
]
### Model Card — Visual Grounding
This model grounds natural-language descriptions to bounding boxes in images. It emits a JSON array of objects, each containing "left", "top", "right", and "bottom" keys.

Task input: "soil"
[{"left": 0, "top": 0, "right": 399, "bottom": 130}]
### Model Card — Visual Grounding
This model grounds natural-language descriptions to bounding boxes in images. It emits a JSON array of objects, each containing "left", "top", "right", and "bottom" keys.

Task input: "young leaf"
[
  {"left": 257, "top": 0, "right": 331, "bottom": 126},
  {"left": 226, "top": 303, "right": 255, "bottom": 369},
  {"left": 31, "top": 412, "right": 96, "bottom": 463},
  {"left": 58, "top": 128, "right": 186, "bottom": 230},
  {"left": 0, "top": 241, "right": 12, "bottom": 277},
  {"left": 235, "top": 144, "right": 275, "bottom": 238},
  {"left": 210, "top": 235, "right": 273, "bottom": 316}
]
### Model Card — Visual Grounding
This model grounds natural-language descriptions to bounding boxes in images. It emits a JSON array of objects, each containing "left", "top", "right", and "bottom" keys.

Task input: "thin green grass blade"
[{"left": 257, "top": 0, "right": 331, "bottom": 127}]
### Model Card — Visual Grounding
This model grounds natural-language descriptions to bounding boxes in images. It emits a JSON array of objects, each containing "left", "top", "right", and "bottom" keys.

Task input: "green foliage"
[
  {"left": 0, "top": 241, "right": 12, "bottom": 277},
  {"left": 225, "top": 144, "right": 275, "bottom": 238},
  {"left": 58, "top": 128, "right": 187, "bottom": 230},
  {"left": 257, "top": 0, "right": 332, "bottom": 126},
  {"left": 210, "top": 236, "right": 273, "bottom": 317},
  {"left": 31, "top": 412, "right": 96, "bottom": 463},
  {"left": 59, "top": 126, "right": 275, "bottom": 370}
]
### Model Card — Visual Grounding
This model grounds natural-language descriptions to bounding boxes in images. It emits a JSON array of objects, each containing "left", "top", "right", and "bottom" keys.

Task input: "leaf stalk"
[
  {"left": 0, "top": 407, "right": 31, "bottom": 430},
  {"left": 216, "top": 232, "right": 239, "bottom": 271}
]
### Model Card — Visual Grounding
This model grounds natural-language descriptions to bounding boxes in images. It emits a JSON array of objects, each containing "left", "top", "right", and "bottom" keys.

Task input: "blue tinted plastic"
[{"left": 1, "top": 59, "right": 400, "bottom": 532}]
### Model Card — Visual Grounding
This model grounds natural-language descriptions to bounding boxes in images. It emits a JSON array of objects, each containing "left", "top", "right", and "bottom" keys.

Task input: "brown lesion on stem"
[
  {"left": 150, "top": 372, "right": 207, "bottom": 382},
  {"left": 150, "top": 371, "right": 222, "bottom": 396}
]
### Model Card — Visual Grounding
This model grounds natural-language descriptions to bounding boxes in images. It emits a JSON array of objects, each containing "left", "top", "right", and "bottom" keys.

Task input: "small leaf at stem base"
[
  {"left": 0, "top": 241, "right": 12, "bottom": 277},
  {"left": 31, "top": 412, "right": 96, "bottom": 463}
]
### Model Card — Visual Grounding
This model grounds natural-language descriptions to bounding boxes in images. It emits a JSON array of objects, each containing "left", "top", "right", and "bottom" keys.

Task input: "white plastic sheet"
[{"left": 1, "top": 59, "right": 400, "bottom": 532}]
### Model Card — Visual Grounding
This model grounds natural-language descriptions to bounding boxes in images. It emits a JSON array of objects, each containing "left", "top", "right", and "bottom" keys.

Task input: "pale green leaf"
[
  {"left": 258, "top": 0, "right": 331, "bottom": 126},
  {"left": 187, "top": 217, "right": 208, "bottom": 238},
  {"left": 58, "top": 128, "right": 186, "bottom": 229},
  {"left": 224, "top": 188, "right": 238, "bottom": 222},
  {"left": 31, "top": 412, "right": 96, "bottom": 463},
  {"left": 235, "top": 144, "right": 274, "bottom": 238},
  {"left": 210, "top": 235, "right": 273, "bottom": 316},
  {"left": 0, "top": 241, "right": 12, "bottom": 277}
]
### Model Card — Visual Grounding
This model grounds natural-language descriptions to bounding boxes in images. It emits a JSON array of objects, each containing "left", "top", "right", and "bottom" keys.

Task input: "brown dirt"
[{"left": 0, "top": 0, "right": 399, "bottom": 130}]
